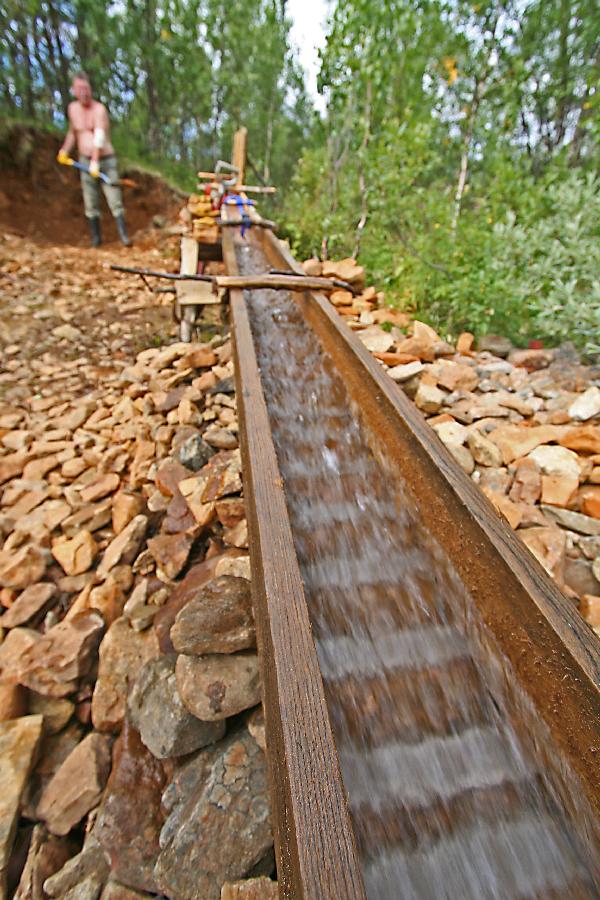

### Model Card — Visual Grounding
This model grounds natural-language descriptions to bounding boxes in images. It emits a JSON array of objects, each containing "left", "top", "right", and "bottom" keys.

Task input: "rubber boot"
[
  {"left": 87, "top": 217, "right": 102, "bottom": 247},
  {"left": 116, "top": 214, "right": 131, "bottom": 247}
]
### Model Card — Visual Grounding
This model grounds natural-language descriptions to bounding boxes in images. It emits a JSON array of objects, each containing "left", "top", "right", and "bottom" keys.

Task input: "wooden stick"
[{"left": 215, "top": 274, "right": 348, "bottom": 293}]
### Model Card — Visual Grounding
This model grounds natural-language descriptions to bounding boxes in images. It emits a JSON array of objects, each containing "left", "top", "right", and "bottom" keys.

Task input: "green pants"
[{"left": 79, "top": 154, "right": 124, "bottom": 220}]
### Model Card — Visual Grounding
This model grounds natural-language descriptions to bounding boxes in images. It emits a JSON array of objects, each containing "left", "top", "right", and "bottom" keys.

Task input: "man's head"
[{"left": 72, "top": 72, "right": 93, "bottom": 106}]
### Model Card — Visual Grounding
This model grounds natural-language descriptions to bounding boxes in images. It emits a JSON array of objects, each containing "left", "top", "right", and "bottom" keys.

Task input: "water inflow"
[{"left": 236, "top": 240, "right": 598, "bottom": 898}]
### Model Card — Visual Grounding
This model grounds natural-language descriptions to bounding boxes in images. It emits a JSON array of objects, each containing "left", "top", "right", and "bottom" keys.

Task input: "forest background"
[{"left": 1, "top": 0, "right": 599, "bottom": 354}]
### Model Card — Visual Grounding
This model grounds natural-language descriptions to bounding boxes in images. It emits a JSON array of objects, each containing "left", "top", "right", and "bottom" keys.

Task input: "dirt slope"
[{"left": 0, "top": 122, "right": 183, "bottom": 246}]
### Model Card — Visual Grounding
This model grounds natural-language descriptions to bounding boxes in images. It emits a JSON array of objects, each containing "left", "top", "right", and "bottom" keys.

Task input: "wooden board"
[
  {"left": 177, "top": 236, "right": 220, "bottom": 305},
  {"left": 231, "top": 126, "right": 248, "bottom": 187},
  {"left": 222, "top": 227, "right": 367, "bottom": 900}
]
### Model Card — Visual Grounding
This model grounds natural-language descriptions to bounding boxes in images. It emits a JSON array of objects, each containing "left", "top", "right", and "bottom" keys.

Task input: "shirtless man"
[{"left": 58, "top": 72, "right": 130, "bottom": 247}]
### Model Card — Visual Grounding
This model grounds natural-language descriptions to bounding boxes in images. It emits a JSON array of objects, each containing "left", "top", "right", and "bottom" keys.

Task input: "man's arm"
[
  {"left": 58, "top": 107, "right": 76, "bottom": 161},
  {"left": 90, "top": 104, "right": 110, "bottom": 164}
]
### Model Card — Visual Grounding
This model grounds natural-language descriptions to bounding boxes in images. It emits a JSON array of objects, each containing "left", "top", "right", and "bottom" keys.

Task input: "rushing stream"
[{"left": 236, "top": 240, "right": 598, "bottom": 898}]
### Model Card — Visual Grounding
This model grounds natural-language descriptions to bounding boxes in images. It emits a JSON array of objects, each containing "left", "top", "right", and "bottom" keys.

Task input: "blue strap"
[{"left": 225, "top": 194, "right": 254, "bottom": 237}]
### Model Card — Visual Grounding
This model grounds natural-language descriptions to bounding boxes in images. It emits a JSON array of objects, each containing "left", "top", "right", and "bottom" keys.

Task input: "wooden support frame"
[{"left": 232, "top": 127, "right": 248, "bottom": 189}]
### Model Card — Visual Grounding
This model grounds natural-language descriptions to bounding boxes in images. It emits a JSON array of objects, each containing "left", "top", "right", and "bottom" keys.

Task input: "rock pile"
[
  {"left": 0, "top": 326, "right": 275, "bottom": 897},
  {"left": 323, "top": 296, "right": 600, "bottom": 631}
]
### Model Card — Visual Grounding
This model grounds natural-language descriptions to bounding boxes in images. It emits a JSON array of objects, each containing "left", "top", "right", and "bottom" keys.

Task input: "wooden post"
[{"left": 232, "top": 127, "right": 248, "bottom": 188}]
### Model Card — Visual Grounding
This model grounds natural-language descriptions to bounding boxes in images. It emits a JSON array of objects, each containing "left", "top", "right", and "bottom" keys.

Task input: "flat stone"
[
  {"left": 447, "top": 443, "right": 475, "bottom": 475},
  {"left": 52, "top": 531, "right": 98, "bottom": 576},
  {"left": 415, "top": 383, "right": 446, "bottom": 415},
  {"left": 477, "top": 335, "right": 513, "bottom": 357},
  {"left": 482, "top": 490, "right": 522, "bottom": 530},
  {"left": 579, "top": 487, "right": 600, "bottom": 520},
  {"left": 94, "top": 720, "right": 165, "bottom": 892},
  {"left": 154, "top": 555, "right": 231, "bottom": 653},
  {"left": 387, "top": 361, "right": 423, "bottom": 383},
  {"left": 176, "top": 652, "right": 261, "bottom": 721},
  {"left": 171, "top": 576, "right": 255, "bottom": 655},
  {"left": 128, "top": 655, "right": 225, "bottom": 759},
  {"left": 148, "top": 530, "right": 195, "bottom": 579},
  {"left": 569, "top": 387, "right": 600, "bottom": 422},
  {"left": 37, "top": 732, "right": 113, "bottom": 835},
  {"left": 0, "top": 451, "right": 28, "bottom": 485},
  {"left": 467, "top": 430, "right": 503, "bottom": 468},
  {"left": 560, "top": 425, "right": 600, "bottom": 455},
  {"left": 13, "top": 824, "right": 76, "bottom": 900},
  {"left": 80, "top": 473, "right": 120, "bottom": 504},
  {"left": 542, "top": 505, "right": 600, "bottom": 536},
  {"left": 437, "top": 362, "right": 478, "bottom": 393},
  {"left": 528, "top": 444, "right": 580, "bottom": 480},
  {"left": 215, "top": 555, "right": 251, "bottom": 580},
  {"left": 564, "top": 558, "right": 600, "bottom": 597},
  {"left": 0, "top": 544, "right": 47, "bottom": 590},
  {"left": 0, "top": 582, "right": 56, "bottom": 628},
  {"left": 0, "top": 627, "right": 39, "bottom": 680},
  {"left": 112, "top": 492, "right": 145, "bottom": 535},
  {"left": 19, "top": 611, "right": 105, "bottom": 697},
  {"left": 0, "top": 716, "right": 44, "bottom": 893},
  {"left": 97, "top": 516, "right": 148, "bottom": 580},
  {"left": 580, "top": 594, "right": 600, "bottom": 628},
  {"left": 540, "top": 473, "right": 579, "bottom": 508},
  {"left": 155, "top": 730, "right": 272, "bottom": 900},
  {"left": 22, "top": 722, "right": 84, "bottom": 820},
  {"left": 92, "top": 618, "right": 159, "bottom": 733},
  {"left": 247, "top": 706, "right": 266, "bottom": 752},
  {"left": 221, "top": 878, "right": 278, "bottom": 900},
  {"left": 508, "top": 458, "right": 541, "bottom": 505},
  {"left": 202, "top": 427, "right": 238, "bottom": 450},
  {"left": 29, "top": 695, "right": 75, "bottom": 735},
  {"left": 176, "top": 434, "right": 215, "bottom": 471},
  {"left": 43, "top": 837, "right": 110, "bottom": 899},
  {"left": 488, "top": 425, "right": 563, "bottom": 465},
  {"left": 520, "top": 526, "right": 566, "bottom": 584},
  {"left": 155, "top": 460, "right": 191, "bottom": 497},
  {"left": 0, "top": 676, "right": 28, "bottom": 722}
]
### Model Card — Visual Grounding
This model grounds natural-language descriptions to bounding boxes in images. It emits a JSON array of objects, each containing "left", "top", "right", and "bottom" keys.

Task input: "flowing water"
[{"left": 236, "top": 240, "right": 598, "bottom": 898}]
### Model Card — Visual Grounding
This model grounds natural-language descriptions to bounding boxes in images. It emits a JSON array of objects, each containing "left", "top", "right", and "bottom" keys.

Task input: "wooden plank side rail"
[{"left": 221, "top": 224, "right": 367, "bottom": 899}]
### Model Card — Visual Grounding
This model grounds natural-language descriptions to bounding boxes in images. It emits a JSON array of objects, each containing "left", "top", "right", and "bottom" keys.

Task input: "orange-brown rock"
[
  {"left": 0, "top": 582, "right": 56, "bottom": 628},
  {"left": 560, "top": 425, "right": 600, "bottom": 455},
  {"left": 488, "top": 425, "right": 563, "bottom": 465},
  {"left": 519, "top": 526, "right": 566, "bottom": 585},
  {"left": 147, "top": 532, "right": 194, "bottom": 580},
  {"left": 509, "top": 458, "right": 542, "bottom": 505},
  {"left": 540, "top": 473, "right": 579, "bottom": 508},
  {"left": 112, "top": 491, "right": 145, "bottom": 535},
  {"left": 92, "top": 617, "right": 159, "bottom": 733},
  {"left": 221, "top": 878, "right": 278, "bottom": 900},
  {"left": 456, "top": 332, "right": 474, "bottom": 354},
  {"left": 0, "top": 544, "right": 48, "bottom": 590},
  {"left": 580, "top": 594, "right": 600, "bottom": 628},
  {"left": 94, "top": 720, "right": 166, "bottom": 892},
  {"left": 437, "top": 362, "right": 478, "bottom": 393},
  {"left": 482, "top": 490, "right": 522, "bottom": 530},
  {"left": 579, "top": 487, "right": 600, "bottom": 520},
  {"left": 0, "top": 676, "right": 28, "bottom": 722},
  {"left": 51, "top": 530, "right": 97, "bottom": 576},
  {"left": 37, "top": 732, "right": 112, "bottom": 835},
  {"left": 19, "top": 611, "right": 105, "bottom": 697}
]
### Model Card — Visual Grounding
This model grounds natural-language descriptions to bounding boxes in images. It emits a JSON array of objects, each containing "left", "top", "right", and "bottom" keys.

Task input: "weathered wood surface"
[
  {"left": 215, "top": 274, "right": 341, "bottom": 292},
  {"left": 222, "top": 223, "right": 367, "bottom": 900},
  {"left": 177, "top": 236, "right": 220, "bottom": 305}
]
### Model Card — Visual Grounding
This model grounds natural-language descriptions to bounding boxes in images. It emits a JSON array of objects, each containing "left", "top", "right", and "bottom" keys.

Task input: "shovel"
[{"left": 58, "top": 156, "right": 137, "bottom": 188}]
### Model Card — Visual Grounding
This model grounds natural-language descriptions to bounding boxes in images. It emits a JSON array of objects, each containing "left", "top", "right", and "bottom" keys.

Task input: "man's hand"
[
  {"left": 57, "top": 149, "right": 72, "bottom": 166},
  {"left": 89, "top": 160, "right": 100, "bottom": 178}
]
